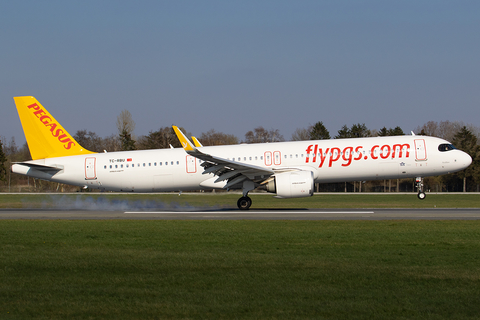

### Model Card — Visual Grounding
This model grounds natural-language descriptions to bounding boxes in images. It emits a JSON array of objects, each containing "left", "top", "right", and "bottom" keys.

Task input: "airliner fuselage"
[
  {"left": 12, "top": 135, "right": 471, "bottom": 192},
  {"left": 11, "top": 96, "right": 472, "bottom": 210}
]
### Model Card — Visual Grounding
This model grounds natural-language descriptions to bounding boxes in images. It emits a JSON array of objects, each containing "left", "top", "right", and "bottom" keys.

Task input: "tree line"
[{"left": 1, "top": 111, "right": 479, "bottom": 192}]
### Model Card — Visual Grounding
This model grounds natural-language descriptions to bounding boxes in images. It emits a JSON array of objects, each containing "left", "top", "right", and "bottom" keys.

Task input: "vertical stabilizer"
[{"left": 14, "top": 96, "right": 94, "bottom": 160}]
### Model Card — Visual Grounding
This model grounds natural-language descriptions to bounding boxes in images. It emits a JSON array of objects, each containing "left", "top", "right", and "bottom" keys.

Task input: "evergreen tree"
[
  {"left": 378, "top": 126, "right": 404, "bottom": 136},
  {"left": 390, "top": 126, "right": 404, "bottom": 136},
  {"left": 119, "top": 129, "right": 136, "bottom": 151},
  {"left": 452, "top": 126, "right": 479, "bottom": 191},
  {"left": 0, "top": 139, "right": 7, "bottom": 183},
  {"left": 350, "top": 123, "right": 370, "bottom": 138},
  {"left": 116, "top": 109, "right": 136, "bottom": 151},
  {"left": 378, "top": 127, "right": 389, "bottom": 136},
  {"left": 310, "top": 121, "right": 330, "bottom": 140},
  {"left": 335, "top": 123, "right": 370, "bottom": 139},
  {"left": 335, "top": 125, "right": 350, "bottom": 139}
]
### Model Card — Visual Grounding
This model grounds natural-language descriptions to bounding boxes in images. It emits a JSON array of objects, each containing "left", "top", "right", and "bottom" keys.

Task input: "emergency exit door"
[
  {"left": 186, "top": 155, "right": 197, "bottom": 173},
  {"left": 85, "top": 157, "right": 97, "bottom": 180},
  {"left": 414, "top": 139, "right": 427, "bottom": 161}
]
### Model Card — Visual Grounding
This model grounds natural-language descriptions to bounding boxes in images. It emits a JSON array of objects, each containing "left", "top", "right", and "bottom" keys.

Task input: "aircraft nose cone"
[{"left": 459, "top": 151, "right": 472, "bottom": 169}]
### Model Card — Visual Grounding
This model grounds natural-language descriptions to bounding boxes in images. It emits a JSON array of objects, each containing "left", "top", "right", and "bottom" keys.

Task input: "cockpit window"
[{"left": 438, "top": 144, "right": 456, "bottom": 152}]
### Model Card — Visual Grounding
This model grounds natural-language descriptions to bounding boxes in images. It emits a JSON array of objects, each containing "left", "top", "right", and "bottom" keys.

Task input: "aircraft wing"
[{"left": 173, "top": 126, "right": 275, "bottom": 189}]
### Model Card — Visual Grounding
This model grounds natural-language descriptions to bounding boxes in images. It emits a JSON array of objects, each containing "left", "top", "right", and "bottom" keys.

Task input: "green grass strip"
[
  {"left": 0, "top": 193, "right": 479, "bottom": 209},
  {"left": 1, "top": 220, "right": 479, "bottom": 319}
]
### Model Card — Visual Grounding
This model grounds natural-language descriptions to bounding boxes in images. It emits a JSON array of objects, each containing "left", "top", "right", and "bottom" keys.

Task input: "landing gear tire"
[
  {"left": 237, "top": 196, "right": 252, "bottom": 210},
  {"left": 415, "top": 177, "right": 426, "bottom": 201}
]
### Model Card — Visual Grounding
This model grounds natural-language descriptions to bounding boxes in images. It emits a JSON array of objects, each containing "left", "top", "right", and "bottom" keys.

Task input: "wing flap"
[{"left": 172, "top": 125, "right": 274, "bottom": 189}]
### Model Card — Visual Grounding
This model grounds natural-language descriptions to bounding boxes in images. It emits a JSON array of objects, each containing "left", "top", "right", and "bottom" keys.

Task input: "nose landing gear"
[{"left": 416, "top": 177, "right": 426, "bottom": 200}]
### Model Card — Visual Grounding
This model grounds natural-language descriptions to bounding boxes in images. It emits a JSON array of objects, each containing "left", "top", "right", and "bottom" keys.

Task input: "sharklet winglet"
[
  {"left": 192, "top": 136, "right": 203, "bottom": 147},
  {"left": 172, "top": 126, "right": 196, "bottom": 152}
]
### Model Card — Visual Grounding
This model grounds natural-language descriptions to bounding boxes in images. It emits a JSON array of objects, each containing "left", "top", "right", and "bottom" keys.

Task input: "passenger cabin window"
[{"left": 438, "top": 144, "right": 456, "bottom": 152}]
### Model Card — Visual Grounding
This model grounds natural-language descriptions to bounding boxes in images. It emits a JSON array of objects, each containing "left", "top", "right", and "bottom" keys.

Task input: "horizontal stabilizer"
[
  {"left": 11, "top": 162, "right": 64, "bottom": 180},
  {"left": 13, "top": 162, "right": 64, "bottom": 172}
]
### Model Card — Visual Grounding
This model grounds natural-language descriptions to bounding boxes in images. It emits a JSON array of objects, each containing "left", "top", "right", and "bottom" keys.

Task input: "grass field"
[
  {"left": 0, "top": 192, "right": 480, "bottom": 209},
  {"left": 1, "top": 193, "right": 479, "bottom": 319},
  {"left": 1, "top": 220, "right": 480, "bottom": 319}
]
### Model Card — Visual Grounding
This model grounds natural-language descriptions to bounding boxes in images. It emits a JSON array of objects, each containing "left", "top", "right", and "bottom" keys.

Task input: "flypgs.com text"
[{"left": 305, "top": 144, "right": 411, "bottom": 168}]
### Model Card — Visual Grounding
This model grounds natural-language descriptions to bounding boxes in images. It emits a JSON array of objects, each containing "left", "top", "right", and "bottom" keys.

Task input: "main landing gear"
[
  {"left": 237, "top": 180, "right": 255, "bottom": 210},
  {"left": 416, "top": 177, "right": 426, "bottom": 200},
  {"left": 237, "top": 196, "right": 252, "bottom": 210}
]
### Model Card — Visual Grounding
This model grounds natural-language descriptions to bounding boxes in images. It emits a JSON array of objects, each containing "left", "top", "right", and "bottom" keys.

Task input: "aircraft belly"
[{"left": 153, "top": 174, "right": 175, "bottom": 191}]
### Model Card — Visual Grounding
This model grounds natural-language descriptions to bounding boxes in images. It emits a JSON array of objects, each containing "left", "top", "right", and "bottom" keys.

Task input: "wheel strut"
[{"left": 416, "top": 177, "right": 426, "bottom": 200}]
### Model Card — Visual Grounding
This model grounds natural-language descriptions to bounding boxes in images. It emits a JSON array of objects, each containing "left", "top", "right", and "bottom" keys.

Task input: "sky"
[{"left": 1, "top": 1, "right": 479, "bottom": 146}]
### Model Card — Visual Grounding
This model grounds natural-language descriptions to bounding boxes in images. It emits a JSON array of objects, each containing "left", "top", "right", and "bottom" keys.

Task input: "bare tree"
[
  {"left": 414, "top": 120, "right": 478, "bottom": 142},
  {"left": 415, "top": 121, "right": 439, "bottom": 137},
  {"left": 74, "top": 130, "right": 103, "bottom": 152},
  {"left": 136, "top": 127, "right": 187, "bottom": 150},
  {"left": 116, "top": 110, "right": 136, "bottom": 151},
  {"left": 244, "top": 127, "right": 284, "bottom": 143},
  {"left": 103, "top": 134, "right": 121, "bottom": 152},
  {"left": 291, "top": 126, "right": 312, "bottom": 141},
  {"left": 116, "top": 110, "right": 135, "bottom": 135},
  {"left": 199, "top": 129, "right": 238, "bottom": 146}
]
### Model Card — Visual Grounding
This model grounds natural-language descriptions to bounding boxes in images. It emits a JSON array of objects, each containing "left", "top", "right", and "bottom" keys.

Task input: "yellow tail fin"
[{"left": 14, "top": 96, "right": 94, "bottom": 160}]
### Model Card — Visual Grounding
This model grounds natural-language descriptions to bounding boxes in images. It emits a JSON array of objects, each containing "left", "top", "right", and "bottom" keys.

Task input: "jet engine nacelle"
[{"left": 266, "top": 171, "right": 314, "bottom": 198}]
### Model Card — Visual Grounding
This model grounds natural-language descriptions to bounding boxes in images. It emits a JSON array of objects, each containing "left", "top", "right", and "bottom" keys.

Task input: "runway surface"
[{"left": 1, "top": 208, "right": 480, "bottom": 220}]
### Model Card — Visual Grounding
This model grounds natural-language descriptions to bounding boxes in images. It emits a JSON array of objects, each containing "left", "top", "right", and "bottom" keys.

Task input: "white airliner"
[{"left": 11, "top": 96, "right": 472, "bottom": 210}]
